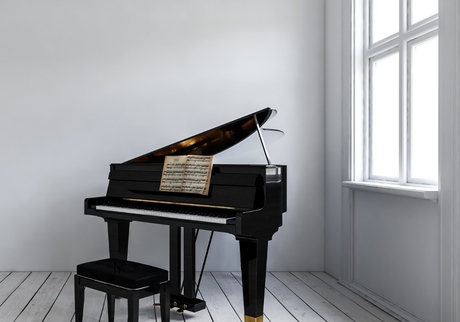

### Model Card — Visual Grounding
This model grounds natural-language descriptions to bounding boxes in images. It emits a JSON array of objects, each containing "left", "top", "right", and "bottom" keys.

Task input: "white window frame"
[{"left": 343, "top": 0, "right": 440, "bottom": 200}]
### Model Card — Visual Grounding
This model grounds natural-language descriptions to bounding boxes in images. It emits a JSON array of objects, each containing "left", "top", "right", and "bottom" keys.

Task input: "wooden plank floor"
[{"left": 0, "top": 271, "right": 400, "bottom": 322}]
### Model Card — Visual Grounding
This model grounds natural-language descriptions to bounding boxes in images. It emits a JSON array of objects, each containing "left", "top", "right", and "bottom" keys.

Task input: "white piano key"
[{"left": 95, "top": 205, "right": 232, "bottom": 224}]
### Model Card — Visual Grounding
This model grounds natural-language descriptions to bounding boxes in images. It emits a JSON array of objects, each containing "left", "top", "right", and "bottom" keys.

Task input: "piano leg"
[
  {"left": 169, "top": 226, "right": 206, "bottom": 312},
  {"left": 169, "top": 227, "right": 197, "bottom": 296},
  {"left": 183, "top": 228, "right": 196, "bottom": 298},
  {"left": 105, "top": 219, "right": 130, "bottom": 260},
  {"left": 169, "top": 226, "right": 181, "bottom": 294},
  {"left": 239, "top": 237, "right": 269, "bottom": 322}
]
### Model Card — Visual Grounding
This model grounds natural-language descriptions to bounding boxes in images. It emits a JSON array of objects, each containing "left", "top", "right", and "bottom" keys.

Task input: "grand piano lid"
[{"left": 125, "top": 107, "right": 277, "bottom": 163}]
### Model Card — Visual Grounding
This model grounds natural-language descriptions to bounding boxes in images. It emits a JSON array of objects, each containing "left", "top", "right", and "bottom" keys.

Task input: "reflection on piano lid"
[{"left": 125, "top": 107, "right": 279, "bottom": 164}]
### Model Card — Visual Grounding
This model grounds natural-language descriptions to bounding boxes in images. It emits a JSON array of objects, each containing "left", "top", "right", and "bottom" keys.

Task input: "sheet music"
[{"left": 160, "top": 155, "right": 213, "bottom": 195}]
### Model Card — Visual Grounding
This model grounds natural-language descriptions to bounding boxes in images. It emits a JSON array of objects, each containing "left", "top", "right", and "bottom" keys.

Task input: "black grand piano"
[{"left": 84, "top": 108, "right": 287, "bottom": 322}]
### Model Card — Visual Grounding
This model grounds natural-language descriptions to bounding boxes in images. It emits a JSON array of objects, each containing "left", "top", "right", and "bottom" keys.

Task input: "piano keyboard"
[{"left": 95, "top": 204, "right": 235, "bottom": 224}]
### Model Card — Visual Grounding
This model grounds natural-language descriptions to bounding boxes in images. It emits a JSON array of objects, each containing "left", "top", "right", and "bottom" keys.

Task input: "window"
[{"left": 362, "top": 0, "right": 439, "bottom": 186}]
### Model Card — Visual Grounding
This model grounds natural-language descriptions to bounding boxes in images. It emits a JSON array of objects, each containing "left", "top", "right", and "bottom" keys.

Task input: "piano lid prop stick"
[{"left": 254, "top": 115, "right": 271, "bottom": 165}]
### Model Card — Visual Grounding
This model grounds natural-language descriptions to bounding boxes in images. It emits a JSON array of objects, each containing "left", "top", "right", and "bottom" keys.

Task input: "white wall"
[
  {"left": 0, "top": 0, "right": 325, "bottom": 271},
  {"left": 324, "top": 0, "right": 343, "bottom": 279},
  {"left": 353, "top": 192, "right": 440, "bottom": 322}
]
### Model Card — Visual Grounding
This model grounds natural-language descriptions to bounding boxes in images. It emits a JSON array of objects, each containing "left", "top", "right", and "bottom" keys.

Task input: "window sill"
[{"left": 342, "top": 181, "right": 438, "bottom": 201}]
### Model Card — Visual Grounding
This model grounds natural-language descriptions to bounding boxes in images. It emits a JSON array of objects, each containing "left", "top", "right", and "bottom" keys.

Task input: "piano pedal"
[
  {"left": 172, "top": 301, "right": 188, "bottom": 314},
  {"left": 153, "top": 301, "right": 187, "bottom": 316},
  {"left": 170, "top": 295, "right": 206, "bottom": 313}
]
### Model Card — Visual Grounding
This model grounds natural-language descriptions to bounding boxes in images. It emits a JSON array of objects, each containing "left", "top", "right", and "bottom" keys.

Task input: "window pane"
[
  {"left": 411, "top": 0, "right": 438, "bottom": 25},
  {"left": 409, "top": 36, "right": 438, "bottom": 183},
  {"left": 370, "top": 52, "right": 400, "bottom": 179},
  {"left": 371, "top": 0, "right": 399, "bottom": 43}
]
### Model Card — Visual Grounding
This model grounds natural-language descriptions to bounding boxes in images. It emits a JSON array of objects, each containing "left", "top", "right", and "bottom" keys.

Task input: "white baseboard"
[{"left": 338, "top": 279, "right": 427, "bottom": 322}]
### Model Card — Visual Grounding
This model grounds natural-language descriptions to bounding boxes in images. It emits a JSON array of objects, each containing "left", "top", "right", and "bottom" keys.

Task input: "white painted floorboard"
[{"left": 0, "top": 271, "right": 400, "bottom": 322}]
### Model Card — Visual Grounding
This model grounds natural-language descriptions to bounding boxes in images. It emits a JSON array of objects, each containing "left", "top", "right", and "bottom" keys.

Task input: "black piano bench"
[{"left": 74, "top": 258, "right": 170, "bottom": 322}]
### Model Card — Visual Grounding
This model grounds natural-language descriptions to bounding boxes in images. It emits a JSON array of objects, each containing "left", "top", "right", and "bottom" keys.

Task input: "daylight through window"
[{"left": 364, "top": 0, "right": 438, "bottom": 185}]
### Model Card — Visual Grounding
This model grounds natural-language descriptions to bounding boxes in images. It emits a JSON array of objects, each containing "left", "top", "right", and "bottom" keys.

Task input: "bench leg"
[
  {"left": 106, "top": 293, "right": 115, "bottom": 322},
  {"left": 160, "top": 281, "right": 170, "bottom": 322},
  {"left": 74, "top": 275, "right": 85, "bottom": 322},
  {"left": 127, "top": 293, "right": 140, "bottom": 322}
]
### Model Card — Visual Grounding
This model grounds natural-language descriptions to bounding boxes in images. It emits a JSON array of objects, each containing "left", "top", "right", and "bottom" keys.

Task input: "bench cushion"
[{"left": 77, "top": 258, "right": 168, "bottom": 289}]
